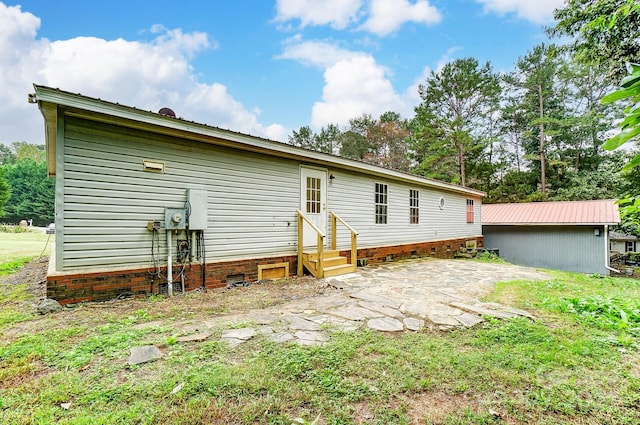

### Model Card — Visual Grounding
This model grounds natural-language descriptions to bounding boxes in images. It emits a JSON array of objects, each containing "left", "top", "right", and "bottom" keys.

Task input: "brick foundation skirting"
[{"left": 47, "top": 236, "right": 483, "bottom": 305}]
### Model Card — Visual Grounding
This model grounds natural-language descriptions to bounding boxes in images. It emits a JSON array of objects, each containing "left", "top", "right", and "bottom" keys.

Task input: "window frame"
[
  {"left": 375, "top": 182, "right": 388, "bottom": 224},
  {"left": 409, "top": 189, "right": 419, "bottom": 224},
  {"left": 466, "top": 199, "right": 474, "bottom": 223}
]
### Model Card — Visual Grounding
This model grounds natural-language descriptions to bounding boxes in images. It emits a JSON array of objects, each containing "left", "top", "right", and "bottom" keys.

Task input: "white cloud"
[
  {"left": 275, "top": 0, "right": 442, "bottom": 36},
  {"left": 277, "top": 39, "right": 364, "bottom": 68},
  {"left": 404, "top": 47, "right": 462, "bottom": 104},
  {"left": 311, "top": 56, "right": 408, "bottom": 128},
  {"left": 405, "top": 66, "right": 432, "bottom": 104},
  {"left": 279, "top": 38, "right": 454, "bottom": 129},
  {"left": 359, "top": 0, "right": 442, "bottom": 36},
  {"left": 0, "top": 3, "right": 288, "bottom": 145},
  {"left": 274, "top": 0, "right": 363, "bottom": 29},
  {"left": 475, "top": 0, "right": 565, "bottom": 24}
]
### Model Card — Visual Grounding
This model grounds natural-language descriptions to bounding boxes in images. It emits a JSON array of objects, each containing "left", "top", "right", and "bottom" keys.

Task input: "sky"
[{"left": 0, "top": 0, "right": 566, "bottom": 146}]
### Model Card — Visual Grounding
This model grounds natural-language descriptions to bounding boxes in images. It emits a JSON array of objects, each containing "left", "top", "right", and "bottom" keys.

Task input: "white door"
[{"left": 300, "top": 166, "right": 327, "bottom": 247}]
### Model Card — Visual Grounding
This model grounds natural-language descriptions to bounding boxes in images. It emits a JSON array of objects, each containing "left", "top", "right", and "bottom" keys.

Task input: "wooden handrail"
[
  {"left": 297, "top": 210, "right": 325, "bottom": 277},
  {"left": 330, "top": 211, "right": 358, "bottom": 237},
  {"left": 296, "top": 210, "right": 326, "bottom": 237},
  {"left": 330, "top": 211, "right": 358, "bottom": 267}
]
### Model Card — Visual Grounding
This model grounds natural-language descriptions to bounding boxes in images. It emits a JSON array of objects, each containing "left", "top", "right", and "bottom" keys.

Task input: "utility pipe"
[
  {"left": 604, "top": 225, "right": 620, "bottom": 274},
  {"left": 167, "top": 229, "right": 174, "bottom": 296}
]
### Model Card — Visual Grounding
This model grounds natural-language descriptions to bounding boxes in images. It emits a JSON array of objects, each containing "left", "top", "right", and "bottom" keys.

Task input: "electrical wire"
[
  {"left": 148, "top": 227, "right": 162, "bottom": 276},
  {"left": 39, "top": 232, "right": 52, "bottom": 258}
]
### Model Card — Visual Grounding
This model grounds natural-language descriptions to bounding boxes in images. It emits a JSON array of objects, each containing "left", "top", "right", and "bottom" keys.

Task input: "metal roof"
[
  {"left": 482, "top": 200, "right": 620, "bottom": 226},
  {"left": 610, "top": 231, "right": 638, "bottom": 241},
  {"left": 32, "top": 84, "right": 485, "bottom": 198}
]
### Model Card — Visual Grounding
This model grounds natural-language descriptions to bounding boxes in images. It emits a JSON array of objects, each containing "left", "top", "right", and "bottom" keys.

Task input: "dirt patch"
[
  {"left": 0, "top": 256, "right": 48, "bottom": 300},
  {"left": 351, "top": 391, "right": 488, "bottom": 424},
  {"left": 1, "top": 257, "right": 328, "bottom": 339}
]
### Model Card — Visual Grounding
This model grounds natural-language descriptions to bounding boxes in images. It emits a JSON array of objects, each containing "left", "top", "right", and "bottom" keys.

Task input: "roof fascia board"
[
  {"left": 33, "top": 85, "right": 484, "bottom": 197},
  {"left": 37, "top": 100, "right": 58, "bottom": 177}
]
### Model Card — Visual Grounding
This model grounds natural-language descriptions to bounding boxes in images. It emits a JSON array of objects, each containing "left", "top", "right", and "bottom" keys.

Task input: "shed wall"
[{"left": 483, "top": 225, "right": 608, "bottom": 274}]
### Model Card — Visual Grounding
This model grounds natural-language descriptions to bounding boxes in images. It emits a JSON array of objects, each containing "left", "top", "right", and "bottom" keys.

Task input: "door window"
[{"left": 306, "top": 177, "right": 321, "bottom": 214}]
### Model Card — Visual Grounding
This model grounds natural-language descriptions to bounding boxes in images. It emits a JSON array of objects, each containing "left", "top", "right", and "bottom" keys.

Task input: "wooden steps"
[{"left": 302, "top": 249, "right": 356, "bottom": 278}]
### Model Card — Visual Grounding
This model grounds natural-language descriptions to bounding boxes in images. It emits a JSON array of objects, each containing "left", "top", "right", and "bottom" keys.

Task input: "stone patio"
[{"left": 175, "top": 258, "right": 552, "bottom": 347}]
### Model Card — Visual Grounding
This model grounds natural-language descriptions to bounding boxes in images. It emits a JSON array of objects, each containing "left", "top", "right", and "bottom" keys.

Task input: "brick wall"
[
  {"left": 47, "top": 255, "right": 298, "bottom": 305},
  {"left": 47, "top": 236, "right": 483, "bottom": 305},
  {"left": 341, "top": 236, "right": 484, "bottom": 264}
]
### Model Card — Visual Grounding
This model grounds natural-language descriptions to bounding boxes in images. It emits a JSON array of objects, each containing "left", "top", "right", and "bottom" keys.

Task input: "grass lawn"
[
  {"left": 0, "top": 230, "right": 51, "bottom": 276},
  {"left": 1, "top": 259, "right": 639, "bottom": 424}
]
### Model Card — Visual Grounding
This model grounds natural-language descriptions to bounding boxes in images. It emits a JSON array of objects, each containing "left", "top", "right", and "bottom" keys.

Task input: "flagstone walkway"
[{"left": 167, "top": 258, "right": 552, "bottom": 349}]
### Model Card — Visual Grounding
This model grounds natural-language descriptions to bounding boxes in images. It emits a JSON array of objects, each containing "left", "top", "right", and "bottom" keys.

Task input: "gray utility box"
[
  {"left": 187, "top": 188, "right": 208, "bottom": 230},
  {"left": 165, "top": 208, "right": 187, "bottom": 230}
]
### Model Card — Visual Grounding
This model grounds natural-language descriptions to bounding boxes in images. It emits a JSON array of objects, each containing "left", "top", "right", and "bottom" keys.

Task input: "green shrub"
[{"left": 0, "top": 224, "right": 28, "bottom": 233}]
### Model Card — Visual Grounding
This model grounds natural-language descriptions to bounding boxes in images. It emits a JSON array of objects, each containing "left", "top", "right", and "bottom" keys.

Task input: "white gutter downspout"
[{"left": 604, "top": 225, "right": 620, "bottom": 274}]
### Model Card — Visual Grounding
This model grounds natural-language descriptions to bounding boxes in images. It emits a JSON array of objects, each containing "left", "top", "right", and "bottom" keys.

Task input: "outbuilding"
[
  {"left": 482, "top": 200, "right": 620, "bottom": 275},
  {"left": 33, "top": 85, "right": 484, "bottom": 304},
  {"left": 610, "top": 231, "right": 638, "bottom": 254}
]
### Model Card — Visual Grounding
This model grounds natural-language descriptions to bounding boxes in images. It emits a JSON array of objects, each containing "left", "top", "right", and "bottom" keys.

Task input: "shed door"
[{"left": 300, "top": 166, "right": 327, "bottom": 247}]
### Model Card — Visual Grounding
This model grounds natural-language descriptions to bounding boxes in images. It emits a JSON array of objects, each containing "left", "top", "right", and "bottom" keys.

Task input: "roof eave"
[{"left": 32, "top": 84, "right": 485, "bottom": 197}]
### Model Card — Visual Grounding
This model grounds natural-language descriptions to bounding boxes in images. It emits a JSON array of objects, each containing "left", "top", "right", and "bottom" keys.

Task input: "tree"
[
  {"left": 503, "top": 44, "right": 565, "bottom": 195},
  {"left": 2, "top": 159, "right": 55, "bottom": 225},
  {"left": 315, "top": 124, "right": 340, "bottom": 155},
  {"left": 288, "top": 126, "right": 318, "bottom": 151},
  {"left": 339, "top": 130, "right": 370, "bottom": 161},
  {"left": 12, "top": 141, "right": 46, "bottom": 163},
  {"left": 601, "top": 63, "right": 640, "bottom": 235},
  {"left": 0, "top": 144, "right": 16, "bottom": 166},
  {"left": 557, "top": 60, "right": 614, "bottom": 172},
  {"left": 339, "top": 114, "right": 376, "bottom": 161},
  {"left": 602, "top": 64, "right": 640, "bottom": 162},
  {"left": 551, "top": 0, "right": 640, "bottom": 81},
  {"left": 288, "top": 125, "right": 339, "bottom": 154},
  {"left": 363, "top": 112, "right": 412, "bottom": 172},
  {"left": 551, "top": 0, "right": 640, "bottom": 233},
  {"left": 0, "top": 166, "right": 10, "bottom": 216},
  {"left": 412, "top": 58, "right": 500, "bottom": 187}
]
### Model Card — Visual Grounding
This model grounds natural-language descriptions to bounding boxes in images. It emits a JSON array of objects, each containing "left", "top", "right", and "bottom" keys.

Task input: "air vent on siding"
[{"left": 143, "top": 160, "right": 165, "bottom": 173}]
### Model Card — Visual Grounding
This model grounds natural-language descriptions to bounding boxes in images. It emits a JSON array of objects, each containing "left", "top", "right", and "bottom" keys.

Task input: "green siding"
[
  {"left": 58, "top": 115, "right": 483, "bottom": 272},
  {"left": 60, "top": 116, "right": 299, "bottom": 271}
]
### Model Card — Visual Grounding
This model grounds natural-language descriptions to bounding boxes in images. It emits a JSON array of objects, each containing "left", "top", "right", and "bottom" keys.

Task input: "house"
[
  {"left": 33, "top": 85, "right": 484, "bottom": 304},
  {"left": 610, "top": 231, "right": 638, "bottom": 254},
  {"left": 482, "top": 200, "right": 620, "bottom": 275}
]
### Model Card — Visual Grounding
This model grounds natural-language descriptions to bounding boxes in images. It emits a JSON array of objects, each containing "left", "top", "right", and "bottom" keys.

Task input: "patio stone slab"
[{"left": 367, "top": 317, "right": 404, "bottom": 332}]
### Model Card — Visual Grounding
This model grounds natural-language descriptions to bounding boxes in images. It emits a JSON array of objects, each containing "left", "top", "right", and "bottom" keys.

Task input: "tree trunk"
[
  {"left": 537, "top": 84, "right": 546, "bottom": 194},
  {"left": 459, "top": 145, "right": 466, "bottom": 187}
]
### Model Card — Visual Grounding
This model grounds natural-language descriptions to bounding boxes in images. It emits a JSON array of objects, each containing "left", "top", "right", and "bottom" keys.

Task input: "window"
[
  {"left": 466, "top": 199, "right": 474, "bottom": 223},
  {"left": 626, "top": 241, "right": 636, "bottom": 252},
  {"left": 306, "top": 177, "right": 321, "bottom": 214},
  {"left": 410, "top": 189, "right": 419, "bottom": 224},
  {"left": 375, "top": 183, "right": 388, "bottom": 224}
]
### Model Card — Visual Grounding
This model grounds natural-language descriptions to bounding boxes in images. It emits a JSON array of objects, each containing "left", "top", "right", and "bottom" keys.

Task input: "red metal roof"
[{"left": 482, "top": 200, "right": 620, "bottom": 225}]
